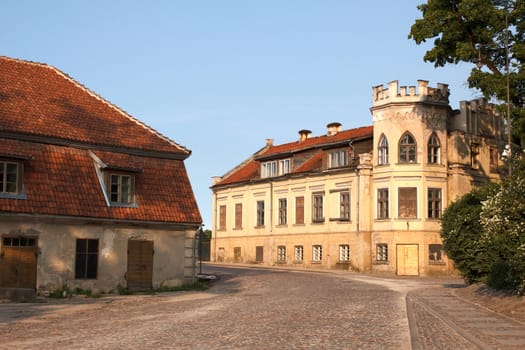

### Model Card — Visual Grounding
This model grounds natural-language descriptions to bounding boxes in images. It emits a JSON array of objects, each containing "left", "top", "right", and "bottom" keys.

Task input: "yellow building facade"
[{"left": 211, "top": 80, "right": 505, "bottom": 276}]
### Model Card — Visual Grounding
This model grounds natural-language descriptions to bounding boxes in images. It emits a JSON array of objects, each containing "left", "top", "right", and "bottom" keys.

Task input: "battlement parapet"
[{"left": 372, "top": 80, "right": 449, "bottom": 108}]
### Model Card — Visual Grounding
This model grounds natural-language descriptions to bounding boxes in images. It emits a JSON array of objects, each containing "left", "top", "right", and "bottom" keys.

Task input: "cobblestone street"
[{"left": 1, "top": 265, "right": 525, "bottom": 349}]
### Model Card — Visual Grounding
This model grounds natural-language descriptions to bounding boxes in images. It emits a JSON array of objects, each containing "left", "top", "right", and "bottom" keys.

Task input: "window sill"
[
  {"left": 329, "top": 218, "right": 351, "bottom": 223},
  {"left": 276, "top": 261, "right": 287, "bottom": 264},
  {"left": 429, "top": 261, "right": 445, "bottom": 266},
  {"left": 311, "top": 220, "right": 325, "bottom": 225},
  {"left": 293, "top": 260, "right": 303, "bottom": 264},
  {"left": 293, "top": 223, "right": 305, "bottom": 227},
  {"left": 373, "top": 261, "right": 389, "bottom": 265},
  {"left": 254, "top": 225, "right": 265, "bottom": 229},
  {"left": 336, "top": 261, "right": 350, "bottom": 264},
  {"left": 276, "top": 224, "right": 288, "bottom": 228},
  {"left": 109, "top": 202, "right": 138, "bottom": 208},
  {"left": 374, "top": 218, "right": 391, "bottom": 222},
  {"left": 233, "top": 227, "right": 244, "bottom": 230},
  {"left": 311, "top": 261, "right": 322, "bottom": 264},
  {"left": 0, "top": 192, "right": 26, "bottom": 200},
  {"left": 395, "top": 218, "right": 421, "bottom": 222}
]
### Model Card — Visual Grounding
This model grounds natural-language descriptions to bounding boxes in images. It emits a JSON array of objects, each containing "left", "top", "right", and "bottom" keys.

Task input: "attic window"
[
  {"left": 108, "top": 173, "right": 135, "bottom": 206},
  {"left": 329, "top": 149, "right": 348, "bottom": 168},
  {"left": 0, "top": 159, "right": 26, "bottom": 198}
]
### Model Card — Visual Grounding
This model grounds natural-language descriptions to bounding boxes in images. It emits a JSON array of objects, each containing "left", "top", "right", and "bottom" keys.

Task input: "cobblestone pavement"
[{"left": 1, "top": 265, "right": 524, "bottom": 349}]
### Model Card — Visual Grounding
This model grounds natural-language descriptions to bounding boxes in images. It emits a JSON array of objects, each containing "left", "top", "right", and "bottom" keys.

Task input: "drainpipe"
[{"left": 270, "top": 180, "right": 273, "bottom": 232}]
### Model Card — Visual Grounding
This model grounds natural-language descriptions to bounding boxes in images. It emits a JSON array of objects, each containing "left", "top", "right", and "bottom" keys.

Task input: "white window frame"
[
  {"left": 312, "top": 245, "right": 323, "bottom": 262},
  {"left": 378, "top": 135, "right": 389, "bottom": 165},
  {"left": 261, "top": 161, "right": 277, "bottom": 178},
  {"left": 0, "top": 160, "right": 21, "bottom": 194},
  {"left": 294, "top": 245, "right": 304, "bottom": 262},
  {"left": 376, "top": 243, "right": 388, "bottom": 261},
  {"left": 329, "top": 149, "right": 348, "bottom": 168},
  {"left": 109, "top": 173, "right": 134, "bottom": 205},
  {"left": 277, "top": 245, "right": 286, "bottom": 262},
  {"left": 339, "top": 244, "right": 350, "bottom": 262},
  {"left": 279, "top": 159, "right": 291, "bottom": 176}
]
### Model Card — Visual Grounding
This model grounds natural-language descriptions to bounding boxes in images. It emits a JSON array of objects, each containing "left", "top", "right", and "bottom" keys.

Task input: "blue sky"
[{"left": 1, "top": 1, "right": 481, "bottom": 228}]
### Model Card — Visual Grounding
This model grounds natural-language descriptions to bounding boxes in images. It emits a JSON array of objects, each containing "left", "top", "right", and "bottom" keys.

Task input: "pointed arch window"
[
  {"left": 428, "top": 134, "right": 441, "bottom": 164},
  {"left": 399, "top": 133, "right": 416, "bottom": 163},
  {"left": 378, "top": 135, "right": 389, "bottom": 165}
]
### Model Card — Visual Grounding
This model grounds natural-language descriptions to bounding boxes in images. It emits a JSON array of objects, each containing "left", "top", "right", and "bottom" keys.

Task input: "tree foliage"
[
  {"left": 409, "top": 0, "right": 525, "bottom": 147},
  {"left": 480, "top": 156, "right": 525, "bottom": 291},
  {"left": 440, "top": 186, "right": 497, "bottom": 284}
]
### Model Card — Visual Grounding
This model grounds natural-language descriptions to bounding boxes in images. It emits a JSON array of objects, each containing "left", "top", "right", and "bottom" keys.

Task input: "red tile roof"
[
  {"left": 0, "top": 57, "right": 201, "bottom": 224},
  {"left": 0, "top": 56, "right": 189, "bottom": 155},
  {"left": 214, "top": 126, "right": 373, "bottom": 187}
]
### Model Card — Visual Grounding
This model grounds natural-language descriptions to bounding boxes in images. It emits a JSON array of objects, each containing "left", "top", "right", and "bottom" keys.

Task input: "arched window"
[
  {"left": 378, "top": 135, "right": 389, "bottom": 165},
  {"left": 399, "top": 132, "right": 416, "bottom": 163},
  {"left": 428, "top": 133, "right": 440, "bottom": 164}
]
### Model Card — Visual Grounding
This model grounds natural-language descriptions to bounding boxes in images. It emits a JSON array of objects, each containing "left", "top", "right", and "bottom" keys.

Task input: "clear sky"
[{"left": 1, "top": 1, "right": 481, "bottom": 229}]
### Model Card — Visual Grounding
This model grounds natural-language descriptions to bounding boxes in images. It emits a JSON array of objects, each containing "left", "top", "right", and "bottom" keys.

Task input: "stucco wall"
[{"left": 0, "top": 218, "right": 195, "bottom": 294}]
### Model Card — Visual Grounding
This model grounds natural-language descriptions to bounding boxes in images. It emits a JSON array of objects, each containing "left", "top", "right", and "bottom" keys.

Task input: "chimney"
[
  {"left": 265, "top": 138, "right": 274, "bottom": 146},
  {"left": 326, "top": 122, "right": 342, "bottom": 136},
  {"left": 298, "top": 129, "right": 312, "bottom": 142}
]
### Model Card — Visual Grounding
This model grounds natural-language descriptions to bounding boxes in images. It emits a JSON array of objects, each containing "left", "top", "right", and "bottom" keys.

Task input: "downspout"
[
  {"left": 356, "top": 168, "right": 360, "bottom": 234},
  {"left": 270, "top": 179, "right": 273, "bottom": 232},
  {"left": 213, "top": 191, "right": 217, "bottom": 262}
]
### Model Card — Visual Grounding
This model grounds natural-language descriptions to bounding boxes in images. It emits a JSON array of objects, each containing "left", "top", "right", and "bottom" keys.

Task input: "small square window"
[
  {"left": 429, "top": 244, "right": 443, "bottom": 264},
  {"left": 109, "top": 174, "right": 134, "bottom": 205},
  {"left": 339, "top": 245, "right": 350, "bottom": 262},
  {"left": 376, "top": 244, "right": 388, "bottom": 261}
]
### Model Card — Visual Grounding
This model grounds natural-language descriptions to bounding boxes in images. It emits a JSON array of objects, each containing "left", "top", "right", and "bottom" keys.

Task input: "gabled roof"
[
  {"left": 213, "top": 125, "right": 373, "bottom": 187},
  {"left": 0, "top": 56, "right": 189, "bottom": 156},
  {"left": 0, "top": 56, "right": 201, "bottom": 225}
]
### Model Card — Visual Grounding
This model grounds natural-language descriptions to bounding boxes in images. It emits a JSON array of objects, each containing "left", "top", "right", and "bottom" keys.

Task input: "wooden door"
[
  {"left": 396, "top": 244, "right": 419, "bottom": 276},
  {"left": 0, "top": 237, "right": 37, "bottom": 289},
  {"left": 127, "top": 240, "right": 153, "bottom": 291}
]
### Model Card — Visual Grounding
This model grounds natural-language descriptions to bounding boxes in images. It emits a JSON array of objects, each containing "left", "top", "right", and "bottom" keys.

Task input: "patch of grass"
[
  {"left": 117, "top": 284, "right": 131, "bottom": 295},
  {"left": 154, "top": 281, "right": 210, "bottom": 293}
]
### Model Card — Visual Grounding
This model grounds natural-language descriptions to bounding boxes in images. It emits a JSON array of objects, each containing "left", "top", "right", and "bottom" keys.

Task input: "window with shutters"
[
  {"left": 398, "top": 187, "right": 417, "bottom": 218},
  {"left": 295, "top": 196, "right": 304, "bottom": 224},
  {"left": 235, "top": 203, "right": 243, "bottom": 229},
  {"left": 278, "top": 198, "right": 287, "bottom": 225},
  {"left": 75, "top": 239, "right": 99, "bottom": 279},
  {"left": 219, "top": 205, "right": 226, "bottom": 230}
]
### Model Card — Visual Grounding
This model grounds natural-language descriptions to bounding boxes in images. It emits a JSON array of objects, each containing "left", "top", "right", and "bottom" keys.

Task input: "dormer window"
[
  {"left": 0, "top": 155, "right": 29, "bottom": 198},
  {"left": 261, "top": 159, "right": 291, "bottom": 178},
  {"left": 399, "top": 132, "right": 417, "bottom": 163},
  {"left": 0, "top": 161, "right": 21, "bottom": 194},
  {"left": 261, "top": 161, "right": 277, "bottom": 178},
  {"left": 329, "top": 149, "right": 348, "bottom": 168},
  {"left": 109, "top": 173, "right": 134, "bottom": 205},
  {"left": 279, "top": 159, "right": 290, "bottom": 175}
]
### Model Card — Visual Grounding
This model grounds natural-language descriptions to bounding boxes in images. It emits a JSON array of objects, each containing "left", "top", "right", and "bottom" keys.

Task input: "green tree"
[
  {"left": 440, "top": 186, "right": 498, "bottom": 284},
  {"left": 409, "top": 0, "right": 525, "bottom": 147},
  {"left": 480, "top": 156, "right": 525, "bottom": 292}
]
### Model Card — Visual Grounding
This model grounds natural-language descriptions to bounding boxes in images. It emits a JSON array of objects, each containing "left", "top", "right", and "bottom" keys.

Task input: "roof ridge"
[{"left": 0, "top": 56, "right": 190, "bottom": 155}]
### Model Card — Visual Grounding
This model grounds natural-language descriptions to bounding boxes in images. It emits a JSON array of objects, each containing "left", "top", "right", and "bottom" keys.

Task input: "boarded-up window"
[
  {"left": 255, "top": 246, "right": 263, "bottom": 262},
  {"left": 235, "top": 203, "right": 242, "bottom": 229},
  {"left": 219, "top": 205, "right": 226, "bottom": 230},
  {"left": 398, "top": 187, "right": 417, "bottom": 218},
  {"left": 295, "top": 196, "right": 304, "bottom": 224}
]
